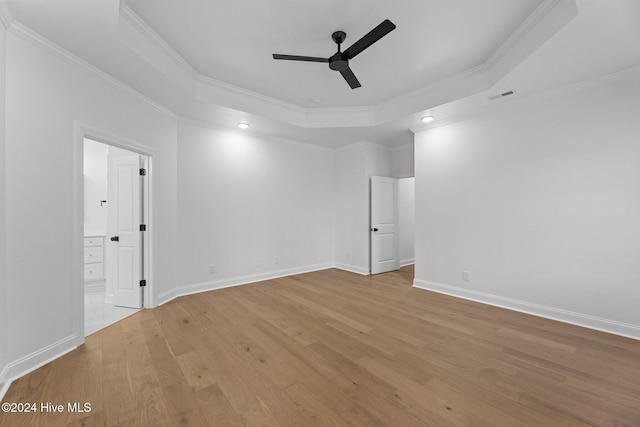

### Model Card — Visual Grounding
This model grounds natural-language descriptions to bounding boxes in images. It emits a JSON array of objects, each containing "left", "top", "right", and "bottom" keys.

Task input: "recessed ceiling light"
[
  {"left": 237, "top": 122, "right": 250, "bottom": 129},
  {"left": 420, "top": 115, "right": 434, "bottom": 123},
  {"left": 311, "top": 97, "right": 321, "bottom": 103}
]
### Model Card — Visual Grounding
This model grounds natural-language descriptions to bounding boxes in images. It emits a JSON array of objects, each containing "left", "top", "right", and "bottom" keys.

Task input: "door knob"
[
  {"left": 371, "top": 228, "right": 378, "bottom": 232},
  {"left": 110, "top": 236, "right": 119, "bottom": 242}
]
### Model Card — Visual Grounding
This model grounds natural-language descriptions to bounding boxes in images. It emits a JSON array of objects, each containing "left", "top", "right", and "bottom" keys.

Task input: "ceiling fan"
[{"left": 273, "top": 19, "right": 396, "bottom": 89}]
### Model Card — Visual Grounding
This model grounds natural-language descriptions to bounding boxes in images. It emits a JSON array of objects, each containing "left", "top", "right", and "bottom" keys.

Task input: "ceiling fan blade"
[
  {"left": 339, "top": 66, "right": 361, "bottom": 89},
  {"left": 273, "top": 54, "right": 329, "bottom": 62},
  {"left": 343, "top": 19, "right": 396, "bottom": 59}
]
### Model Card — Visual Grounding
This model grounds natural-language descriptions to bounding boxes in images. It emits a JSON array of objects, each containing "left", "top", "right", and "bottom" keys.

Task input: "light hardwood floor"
[{"left": 2, "top": 266, "right": 639, "bottom": 426}]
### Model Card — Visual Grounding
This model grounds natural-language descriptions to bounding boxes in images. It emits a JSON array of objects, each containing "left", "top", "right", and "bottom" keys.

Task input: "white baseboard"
[
  {"left": 413, "top": 279, "right": 640, "bottom": 341},
  {"left": 0, "top": 364, "right": 10, "bottom": 402},
  {"left": 333, "top": 263, "right": 370, "bottom": 275},
  {"left": 400, "top": 258, "right": 415, "bottom": 267},
  {"left": 158, "top": 263, "right": 334, "bottom": 306},
  {"left": 84, "top": 281, "right": 105, "bottom": 293},
  {"left": 0, "top": 334, "right": 79, "bottom": 401}
]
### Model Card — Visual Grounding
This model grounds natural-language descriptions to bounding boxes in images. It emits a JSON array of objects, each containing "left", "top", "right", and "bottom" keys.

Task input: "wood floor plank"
[
  {"left": 277, "top": 288, "right": 373, "bottom": 333},
  {"left": 240, "top": 398, "right": 281, "bottom": 427},
  {"left": 254, "top": 321, "right": 341, "bottom": 381},
  {"left": 355, "top": 354, "right": 495, "bottom": 426},
  {"left": 233, "top": 294, "right": 318, "bottom": 346},
  {"left": 2, "top": 265, "right": 639, "bottom": 426},
  {"left": 175, "top": 351, "right": 218, "bottom": 392},
  {"left": 330, "top": 361, "right": 452, "bottom": 427},
  {"left": 234, "top": 363, "right": 312, "bottom": 426},
  {"left": 283, "top": 382, "right": 355, "bottom": 427},
  {"left": 160, "top": 380, "right": 210, "bottom": 426}
]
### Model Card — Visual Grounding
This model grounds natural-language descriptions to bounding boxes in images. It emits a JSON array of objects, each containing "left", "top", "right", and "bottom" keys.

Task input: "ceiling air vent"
[{"left": 489, "top": 90, "right": 515, "bottom": 100}]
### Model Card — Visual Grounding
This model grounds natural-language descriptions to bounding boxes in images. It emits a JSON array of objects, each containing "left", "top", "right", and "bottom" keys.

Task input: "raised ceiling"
[
  {"left": 1, "top": 0, "right": 640, "bottom": 148},
  {"left": 125, "top": 0, "right": 542, "bottom": 108}
]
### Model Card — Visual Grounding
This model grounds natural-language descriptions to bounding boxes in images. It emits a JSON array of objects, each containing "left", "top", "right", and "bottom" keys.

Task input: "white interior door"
[
  {"left": 371, "top": 176, "right": 400, "bottom": 274},
  {"left": 107, "top": 154, "right": 142, "bottom": 308}
]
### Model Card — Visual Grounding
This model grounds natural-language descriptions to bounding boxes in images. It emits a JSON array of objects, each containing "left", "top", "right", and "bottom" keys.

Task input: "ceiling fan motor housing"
[{"left": 329, "top": 52, "right": 349, "bottom": 71}]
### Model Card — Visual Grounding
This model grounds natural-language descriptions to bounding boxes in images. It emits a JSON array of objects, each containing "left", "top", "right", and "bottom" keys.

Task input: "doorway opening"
[
  {"left": 78, "top": 132, "right": 153, "bottom": 338},
  {"left": 397, "top": 176, "right": 415, "bottom": 268},
  {"left": 370, "top": 176, "right": 415, "bottom": 275}
]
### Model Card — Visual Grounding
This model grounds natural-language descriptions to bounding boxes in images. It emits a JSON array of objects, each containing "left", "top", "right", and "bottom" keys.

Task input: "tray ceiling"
[{"left": 1, "top": 0, "right": 639, "bottom": 147}]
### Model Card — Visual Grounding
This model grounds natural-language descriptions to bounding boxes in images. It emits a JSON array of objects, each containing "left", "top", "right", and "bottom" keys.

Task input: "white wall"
[
  {"left": 333, "top": 142, "right": 393, "bottom": 274},
  {"left": 332, "top": 142, "right": 413, "bottom": 274},
  {"left": 414, "top": 72, "right": 640, "bottom": 338},
  {"left": 4, "top": 32, "right": 179, "bottom": 372},
  {"left": 365, "top": 143, "right": 391, "bottom": 178},
  {"left": 0, "top": 22, "right": 8, "bottom": 392},
  {"left": 398, "top": 177, "right": 415, "bottom": 265},
  {"left": 83, "top": 138, "right": 108, "bottom": 230},
  {"left": 333, "top": 143, "right": 368, "bottom": 272},
  {"left": 391, "top": 143, "right": 415, "bottom": 178},
  {"left": 173, "top": 122, "right": 334, "bottom": 298},
  {"left": 393, "top": 146, "right": 415, "bottom": 267}
]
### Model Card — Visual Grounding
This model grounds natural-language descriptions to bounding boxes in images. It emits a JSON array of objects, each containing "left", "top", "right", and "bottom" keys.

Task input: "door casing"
[{"left": 73, "top": 124, "right": 155, "bottom": 346}]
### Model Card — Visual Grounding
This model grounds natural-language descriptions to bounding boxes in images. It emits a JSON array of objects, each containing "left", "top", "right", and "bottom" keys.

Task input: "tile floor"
[{"left": 84, "top": 288, "right": 140, "bottom": 336}]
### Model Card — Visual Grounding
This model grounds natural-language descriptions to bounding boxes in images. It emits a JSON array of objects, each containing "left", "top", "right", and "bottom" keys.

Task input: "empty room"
[{"left": 1, "top": 0, "right": 639, "bottom": 426}]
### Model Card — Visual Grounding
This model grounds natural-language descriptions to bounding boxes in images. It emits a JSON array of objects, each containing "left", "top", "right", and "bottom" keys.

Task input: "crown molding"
[
  {"left": 486, "top": 0, "right": 578, "bottom": 87},
  {"left": 196, "top": 74, "right": 307, "bottom": 114},
  {"left": 177, "top": 116, "right": 334, "bottom": 151},
  {"left": 373, "top": 0, "right": 577, "bottom": 125},
  {"left": 118, "top": 4, "right": 379, "bottom": 124},
  {"left": 334, "top": 140, "right": 390, "bottom": 152},
  {"left": 410, "top": 64, "right": 640, "bottom": 134},
  {"left": 0, "top": 2, "right": 15, "bottom": 30},
  {"left": 198, "top": 63, "right": 378, "bottom": 128},
  {"left": 1, "top": 0, "right": 580, "bottom": 133},
  {"left": 378, "top": 64, "right": 488, "bottom": 111},
  {"left": 196, "top": 75, "right": 378, "bottom": 127},
  {"left": 375, "top": 64, "right": 489, "bottom": 124},
  {"left": 114, "top": 1, "right": 576, "bottom": 130},
  {"left": 7, "top": 20, "right": 177, "bottom": 120},
  {"left": 487, "top": 0, "right": 566, "bottom": 67},
  {"left": 120, "top": 6, "right": 199, "bottom": 80},
  {"left": 494, "top": 64, "right": 640, "bottom": 115}
]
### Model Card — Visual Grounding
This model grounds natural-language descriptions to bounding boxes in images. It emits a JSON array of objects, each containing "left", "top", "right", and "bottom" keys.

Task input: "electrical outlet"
[
  {"left": 274, "top": 256, "right": 279, "bottom": 264},
  {"left": 209, "top": 264, "right": 216, "bottom": 274},
  {"left": 346, "top": 251, "right": 351, "bottom": 261},
  {"left": 463, "top": 270, "right": 470, "bottom": 281},
  {"left": 256, "top": 258, "right": 261, "bottom": 268}
]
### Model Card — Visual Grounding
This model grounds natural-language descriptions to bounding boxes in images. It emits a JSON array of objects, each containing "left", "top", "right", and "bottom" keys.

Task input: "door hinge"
[
  {"left": 140, "top": 224, "right": 146, "bottom": 231},
  {"left": 140, "top": 280, "right": 146, "bottom": 287},
  {"left": 140, "top": 168, "right": 146, "bottom": 176}
]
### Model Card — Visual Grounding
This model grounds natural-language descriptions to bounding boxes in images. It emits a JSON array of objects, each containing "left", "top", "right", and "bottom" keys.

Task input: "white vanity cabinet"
[{"left": 84, "top": 235, "right": 105, "bottom": 283}]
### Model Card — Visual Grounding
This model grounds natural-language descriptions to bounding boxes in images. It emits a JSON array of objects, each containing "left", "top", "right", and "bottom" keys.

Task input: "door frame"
[
  {"left": 72, "top": 123, "right": 155, "bottom": 346},
  {"left": 370, "top": 176, "right": 400, "bottom": 274}
]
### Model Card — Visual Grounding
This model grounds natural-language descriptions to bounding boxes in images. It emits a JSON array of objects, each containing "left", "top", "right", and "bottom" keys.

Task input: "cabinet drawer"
[
  {"left": 84, "top": 237, "right": 103, "bottom": 247},
  {"left": 84, "top": 263, "right": 104, "bottom": 280},
  {"left": 84, "top": 246, "right": 104, "bottom": 263}
]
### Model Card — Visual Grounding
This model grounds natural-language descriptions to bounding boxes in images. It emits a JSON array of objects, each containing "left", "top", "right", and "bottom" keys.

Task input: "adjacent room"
[
  {"left": 83, "top": 137, "right": 143, "bottom": 336},
  {"left": 1, "top": 0, "right": 639, "bottom": 425}
]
